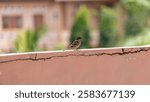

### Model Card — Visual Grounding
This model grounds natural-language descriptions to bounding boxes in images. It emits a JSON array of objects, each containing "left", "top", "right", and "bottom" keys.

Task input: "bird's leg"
[{"left": 74, "top": 48, "right": 78, "bottom": 51}]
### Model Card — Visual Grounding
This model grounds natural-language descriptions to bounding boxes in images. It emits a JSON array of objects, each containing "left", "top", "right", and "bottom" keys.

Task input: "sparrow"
[{"left": 68, "top": 37, "right": 81, "bottom": 50}]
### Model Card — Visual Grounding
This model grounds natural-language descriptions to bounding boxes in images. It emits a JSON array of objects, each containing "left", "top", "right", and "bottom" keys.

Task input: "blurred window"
[
  {"left": 33, "top": 14, "right": 43, "bottom": 28},
  {"left": 2, "top": 16, "right": 22, "bottom": 29}
]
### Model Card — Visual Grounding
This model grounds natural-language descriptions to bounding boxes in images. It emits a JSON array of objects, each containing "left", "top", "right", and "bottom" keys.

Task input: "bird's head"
[{"left": 76, "top": 37, "right": 81, "bottom": 40}]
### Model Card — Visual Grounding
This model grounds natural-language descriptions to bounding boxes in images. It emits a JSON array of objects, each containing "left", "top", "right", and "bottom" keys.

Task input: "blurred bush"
[
  {"left": 121, "top": 0, "right": 150, "bottom": 36},
  {"left": 14, "top": 25, "right": 47, "bottom": 52},
  {"left": 98, "top": 0, "right": 150, "bottom": 47},
  {"left": 99, "top": 6, "right": 119, "bottom": 47},
  {"left": 70, "top": 5, "right": 90, "bottom": 48},
  {"left": 121, "top": 30, "right": 150, "bottom": 46}
]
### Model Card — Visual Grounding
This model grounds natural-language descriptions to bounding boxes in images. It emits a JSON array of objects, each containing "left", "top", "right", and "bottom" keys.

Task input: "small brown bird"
[{"left": 68, "top": 37, "right": 81, "bottom": 50}]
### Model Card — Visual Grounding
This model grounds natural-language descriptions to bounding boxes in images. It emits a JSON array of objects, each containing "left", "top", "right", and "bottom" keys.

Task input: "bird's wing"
[{"left": 69, "top": 40, "right": 80, "bottom": 48}]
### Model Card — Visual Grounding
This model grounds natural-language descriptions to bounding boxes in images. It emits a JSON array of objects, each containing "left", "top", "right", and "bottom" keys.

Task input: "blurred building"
[{"left": 0, "top": 0, "right": 117, "bottom": 52}]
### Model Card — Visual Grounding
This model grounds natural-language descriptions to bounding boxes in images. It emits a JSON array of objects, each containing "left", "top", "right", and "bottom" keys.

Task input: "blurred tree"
[
  {"left": 98, "top": 0, "right": 150, "bottom": 47},
  {"left": 14, "top": 25, "right": 47, "bottom": 52},
  {"left": 121, "top": 0, "right": 150, "bottom": 36},
  {"left": 99, "top": 6, "right": 119, "bottom": 47},
  {"left": 70, "top": 6, "right": 90, "bottom": 48}
]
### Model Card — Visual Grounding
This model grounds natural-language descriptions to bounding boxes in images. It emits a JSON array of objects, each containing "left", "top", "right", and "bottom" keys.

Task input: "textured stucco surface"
[{"left": 0, "top": 46, "right": 150, "bottom": 84}]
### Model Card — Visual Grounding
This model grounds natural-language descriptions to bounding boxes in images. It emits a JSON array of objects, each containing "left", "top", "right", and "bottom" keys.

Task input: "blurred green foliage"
[
  {"left": 121, "top": 30, "right": 150, "bottom": 46},
  {"left": 14, "top": 25, "right": 47, "bottom": 52},
  {"left": 99, "top": 6, "right": 119, "bottom": 47},
  {"left": 121, "top": 0, "right": 150, "bottom": 36},
  {"left": 121, "top": 0, "right": 150, "bottom": 10},
  {"left": 70, "top": 5, "right": 90, "bottom": 48},
  {"left": 99, "top": 0, "right": 150, "bottom": 47}
]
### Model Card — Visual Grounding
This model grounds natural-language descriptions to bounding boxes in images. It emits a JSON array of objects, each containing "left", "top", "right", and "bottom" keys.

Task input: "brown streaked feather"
[{"left": 69, "top": 39, "right": 81, "bottom": 49}]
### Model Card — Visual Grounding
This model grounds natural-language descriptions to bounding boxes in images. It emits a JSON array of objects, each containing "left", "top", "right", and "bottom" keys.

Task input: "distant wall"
[
  {"left": 0, "top": 1, "right": 60, "bottom": 50},
  {"left": 0, "top": 46, "right": 150, "bottom": 84}
]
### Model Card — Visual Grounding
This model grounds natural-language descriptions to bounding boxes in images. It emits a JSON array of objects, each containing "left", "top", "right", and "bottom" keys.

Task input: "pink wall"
[{"left": 0, "top": 46, "right": 150, "bottom": 84}]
